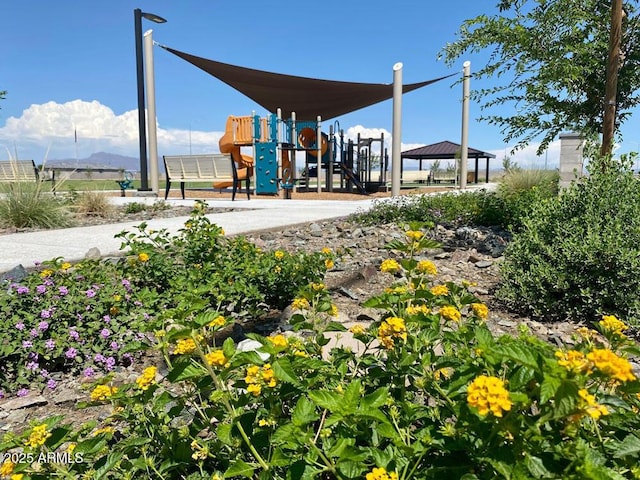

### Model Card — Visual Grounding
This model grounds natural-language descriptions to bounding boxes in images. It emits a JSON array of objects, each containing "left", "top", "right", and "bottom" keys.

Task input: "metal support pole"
[
  {"left": 317, "top": 116, "right": 322, "bottom": 194},
  {"left": 134, "top": 9, "right": 149, "bottom": 191},
  {"left": 144, "top": 30, "right": 159, "bottom": 194},
  {"left": 391, "top": 62, "right": 403, "bottom": 197},
  {"left": 460, "top": 61, "right": 471, "bottom": 190}
]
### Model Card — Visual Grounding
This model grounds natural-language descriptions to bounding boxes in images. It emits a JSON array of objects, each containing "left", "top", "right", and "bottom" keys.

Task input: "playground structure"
[{"left": 217, "top": 110, "right": 389, "bottom": 197}]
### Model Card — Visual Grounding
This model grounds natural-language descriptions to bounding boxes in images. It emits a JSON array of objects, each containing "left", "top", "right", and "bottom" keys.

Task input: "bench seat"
[
  {"left": 163, "top": 154, "right": 250, "bottom": 200},
  {"left": 0, "top": 160, "right": 38, "bottom": 183}
]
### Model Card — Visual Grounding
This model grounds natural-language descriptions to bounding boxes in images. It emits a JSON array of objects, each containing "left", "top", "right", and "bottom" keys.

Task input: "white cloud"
[
  {"left": 488, "top": 140, "right": 561, "bottom": 170},
  {"left": 0, "top": 100, "right": 222, "bottom": 161}
]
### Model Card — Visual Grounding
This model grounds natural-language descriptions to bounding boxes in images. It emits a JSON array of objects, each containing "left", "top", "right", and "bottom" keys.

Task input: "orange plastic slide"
[{"left": 215, "top": 116, "right": 255, "bottom": 189}]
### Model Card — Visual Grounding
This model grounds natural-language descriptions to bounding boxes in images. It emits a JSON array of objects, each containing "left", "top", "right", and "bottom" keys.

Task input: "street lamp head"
[{"left": 141, "top": 12, "right": 167, "bottom": 23}]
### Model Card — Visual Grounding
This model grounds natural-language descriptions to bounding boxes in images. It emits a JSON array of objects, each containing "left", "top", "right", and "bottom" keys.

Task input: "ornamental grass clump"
[{"left": 2, "top": 215, "right": 640, "bottom": 478}]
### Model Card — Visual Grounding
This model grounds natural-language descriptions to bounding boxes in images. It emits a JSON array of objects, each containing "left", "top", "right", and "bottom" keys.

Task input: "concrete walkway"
[{"left": 0, "top": 196, "right": 376, "bottom": 273}]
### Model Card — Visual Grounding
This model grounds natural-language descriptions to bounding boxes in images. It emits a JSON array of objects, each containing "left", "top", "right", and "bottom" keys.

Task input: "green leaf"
[
  {"left": 553, "top": 380, "right": 579, "bottom": 419},
  {"left": 223, "top": 337, "right": 236, "bottom": 359},
  {"left": 224, "top": 459, "right": 255, "bottom": 478},
  {"left": 217, "top": 423, "right": 234, "bottom": 446},
  {"left": 292, "top": 396, "right": 319, "bottom": 427},
  {"left": 272, "top": 357, "right": 302, "bottom": 386},
  {"left": 362, "top": 386, "right": 389, "bottom": 410},
  {"left": 166, "top": 360, "right": 206, "bottom": 382},
  {"left": 525, "top": 453, "right": 552, "bottom": 478},
  {"left": 324, "top": 321, "right": 347, "bottom": 332},
  {"left": 343, "top": 379, "right": 362, "bottom": 413},
  {"left": 94, "top": 452, "right": 124, "bottom": 479},
  {"left": 308, "top": 390, "right": 342, "bottom": 413},
  {"left": 539, "top": 375, "right": 562, "bottom": 404},
  {"left": 612, "top": 434, "right": 640, "bottom": 459}
]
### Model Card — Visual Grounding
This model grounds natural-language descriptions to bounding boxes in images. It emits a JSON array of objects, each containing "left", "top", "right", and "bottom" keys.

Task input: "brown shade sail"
[{"left": 161, "top": 46, "right": 455, "bottom": 121}]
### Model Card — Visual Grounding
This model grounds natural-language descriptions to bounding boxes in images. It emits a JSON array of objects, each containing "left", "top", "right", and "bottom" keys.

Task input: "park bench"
[
  {"left": 432, "top": 171, "right": 457, "bottom": 184},
  {"left": 0, "top": 160, "right": 39, "bottom": 183},
  {"left": 401, "top": 170, "right": 432, "bottom": 184},
  {"left": 163, "top": 153, "right": 250, "bottom": 200}
]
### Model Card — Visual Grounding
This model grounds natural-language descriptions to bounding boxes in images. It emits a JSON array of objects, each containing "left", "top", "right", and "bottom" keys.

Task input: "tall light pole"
[{"left": 134, "top": 8, "right": 166, "bottom": 191}]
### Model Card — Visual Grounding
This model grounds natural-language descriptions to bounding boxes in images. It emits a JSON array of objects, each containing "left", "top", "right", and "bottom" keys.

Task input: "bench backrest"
[
  {"left": 0, "top": 160, "right": 38, "bottom": 182},
  {"left": 163, "top": 154, "right": 234, "bottom": 180}
]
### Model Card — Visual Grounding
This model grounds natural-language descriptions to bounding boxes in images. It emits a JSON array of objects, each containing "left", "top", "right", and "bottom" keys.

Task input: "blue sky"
[{"left": 1, "top": 1, "right": 638, "bottom": 170}]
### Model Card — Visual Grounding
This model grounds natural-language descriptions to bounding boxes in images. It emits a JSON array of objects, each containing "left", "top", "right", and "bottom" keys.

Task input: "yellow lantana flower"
[
  {"left": 135, "top": 366, "right": 157, "bottom": 390},
  {"left": 366, "top": 466, "right": 399, "bottom": 480},
  {"left": 291, "top": 297, "right": 310, "bottom": 310},
  {"left": 599, "top": 315, "right": 629, "bottom": 338},
  {"left": 205, "top": 350, "right": 228, "bottom": 367},
  {"left": 467, "top": 375, "right": 512, "bottom": 417},
  {"left": 90, "top": 384, "right": 118, "bottom": 402},
  {"left": 173, "top": 338, "right": 198, "bottom": 355},
  {"left": 471, "top": 303, "right": 489, "bottom": 320},
  {"left": 430, "top": 284, "right": 449, "bottom": 296},
  {"left": 406, "top": 230, "right": 424, "bottom": 242},
  {"left": 138, "top": 252, "right": 150, "bottom": 262},
  {"left": 587, "top": 348, "right": 636, "bottom": 382},
  {"left": 380, "top": 258, "right": 401, "bottom": 273},
  {"left": 440, "top": 305, "right": 462, "bottom": 322},
  {"left": 267, "top": 334, "right": 288, "bottom": 348},
  {"left": 208, "top": 315, "right": 226, "bottom": 327},
  {"left": 25, "top": 424, "right": 52, "bottom": 448},
  {"left": 416, "top": 260, "right": 437, "bottom": 275}
]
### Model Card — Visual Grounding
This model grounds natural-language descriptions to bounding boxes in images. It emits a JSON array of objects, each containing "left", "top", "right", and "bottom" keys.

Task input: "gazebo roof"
[{"left": 402, "top": 140, "right": 496, "bottom": 160}]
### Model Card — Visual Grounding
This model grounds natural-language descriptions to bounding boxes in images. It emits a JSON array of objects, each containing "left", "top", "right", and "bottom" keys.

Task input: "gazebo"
[{"left": 401, "top": 140, "right": 496, "bottom": 183}]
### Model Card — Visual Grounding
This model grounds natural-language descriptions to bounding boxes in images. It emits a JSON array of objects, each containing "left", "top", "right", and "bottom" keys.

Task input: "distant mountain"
[{"left": 45, "top": 152, "right": 139, "bottom": 172}]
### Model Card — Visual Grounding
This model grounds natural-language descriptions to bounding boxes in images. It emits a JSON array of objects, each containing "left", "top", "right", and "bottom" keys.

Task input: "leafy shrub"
[
  {"left": 0, "top": 201, "right": 330, "bottom": 398},
  {"left": 124, "top": 201, "right": 146, "bottom": 214},
  {"left": 2, "top": 226, "right": 639, "bottom": 479},
  {"left": 354, "top": 190, "right": 508, "bottom": 228},
  {"left": 498, "top": 156, "right": 640, "bottom": 323},
  {"left": 497, "top": 169, "right": 560, "bottom": 231},
  {"left": 0, "top": 181, "right": 72, "bottom": 229}
]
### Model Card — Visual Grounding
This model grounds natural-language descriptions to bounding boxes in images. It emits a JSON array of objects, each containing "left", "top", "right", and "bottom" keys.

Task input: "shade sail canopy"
[{"left": 161, "top": 46, "right": 455, "bottom": 121}]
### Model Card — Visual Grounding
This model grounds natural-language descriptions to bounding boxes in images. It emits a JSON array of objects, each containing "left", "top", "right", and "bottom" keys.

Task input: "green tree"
[
  {"left": 440, "top": 0, "right": 640, "bottom": 154},
  {"left": 0, "top": 90, "right": 6, "bottom": 108}
]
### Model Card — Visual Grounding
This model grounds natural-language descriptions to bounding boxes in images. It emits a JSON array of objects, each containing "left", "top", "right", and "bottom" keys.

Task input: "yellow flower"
[
  {"left": 92, "top": 426, "right": 115, "bottom": 436},
  {"left": 599, "top": 314, "right": 629, "bottom": 338},
  {"left": 385, "top": 286, "right": 408, "bottom": 294},
  {"left": 138, "top": 252, "right": 150, "bottom": 262},
  {"left": 274, "top": 250, "right": 285, "bottom": 260},
  {"left": 406, "top": 230, "right": 424, "bottom": 242},
  {"left": 576, "top": 326, "right": 597, "bottom": 340},
  {"left": 40, "top": 269, "right": 53, "bottom": 278},
  {"left": 555, "top": 350, "right": 589, "bottom": 374},
  {"left": 205, "top": 350, "right": 228, "bottom": 367},
  {"left": 135, "top": 366, "right": 157, "bottom": 390},
  {"left": 61, "top": 262, "right": 72, "bottom": 270},
  {"left": 220, "top": 229, "right": 225, "bottom": 236},
  {"left": 11, "top": 474, "right": 24, "bottom": 480},
  {"left": 378, "top": 317, "right": 407, "bottom": 349},
  {"left": 587, "top": 348, "right": 636, "bottom": 382},
  {"left": 291, "top": 297, "right": 310, "bottom": 310},
  {"left": 173, "top": 338, "right": 198, "bottom": 355},
  {"left": 310, "top": 282, "right": 325, "bottom": 291},
  {"left": 471, "top": 303, "right": 489, "bottom": 320},
  {"left": 578, "top": 389, "right": 609, "bottom": 420},
  {"left": 406, "top": 304, "right": 429, "bottom": 316},
  {"left": 262, "top": 364, "right": 277, "bottom": 387},
  {"left": 90, "top": 384, "right": 118, "bottom": 402},
  {"left": 349, "top": 324, "right": 366, "bottom": 335},
  {"left": 416, "top": 260, "right": 437, "bottom": 275},
  {"left": 208, "top": 315, "right": 226, "bottom": 327},
  {"left": 267, "top": 334, "right": 289, "bottom": 348},
  {"left": 430, "top": 284, "right": 449, "bottom": 296},
  {"left": 245, "top": 365, "right": 261, "bottom": 384},
  {"left": 467, "top": 375, "right": 512, "bottom": 417},
  {"left": 325, "top": 259, "right": 335, "bottom": 269},
  {"left": 0, "top": 460, "right": 15, "bottom": 476},
  {"left": 191, "top": 440, "right": 209, "bottom": 461},
  {"left": 440, "top": 305, "right": 462, "bottom": 322},
  {"left": 321, "top": 247, "right": 332, "bottom": 255},
  {"left": 247, "top": 383, "right": 262, "bottom": 396},
  {"left": 366, "top": 466, "right": 399, "bottom": 480},
  {"left": 329, "top": 304, "right": 339, "bottom": 317},
  {"left": 380, "top": 259, "right": 401, "bottom": 273},
  {"left": 25, "top": 424, "right": 52, "bottom": 448},
  {"left": 293, "top": 349, "right": 308, "bottom": 357},
  {"left": 434, "top": 367, "right": 454, "bottom": 380}
]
